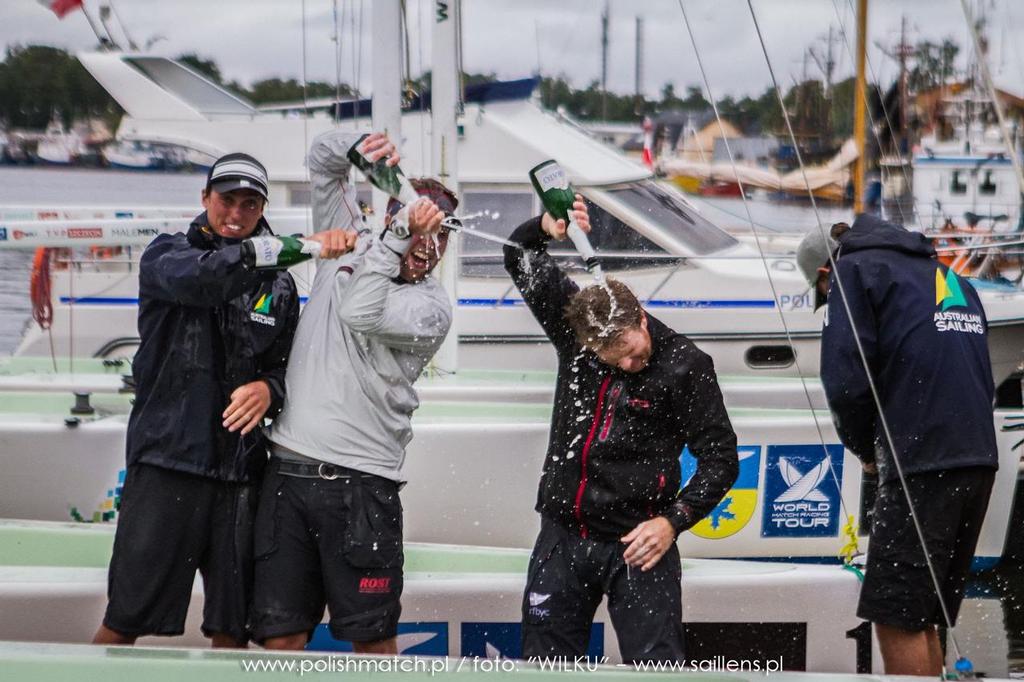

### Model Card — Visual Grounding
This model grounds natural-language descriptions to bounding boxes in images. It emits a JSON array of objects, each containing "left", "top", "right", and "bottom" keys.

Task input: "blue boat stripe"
[
  {"left": 61, "top": 296, "right": 312, "bottom": 304},
  {"left": 457, "top": 298, "right": 775, "bottom": 309},
  {"left": 61, "top": 296, "right": 775, "bottom": 309}
]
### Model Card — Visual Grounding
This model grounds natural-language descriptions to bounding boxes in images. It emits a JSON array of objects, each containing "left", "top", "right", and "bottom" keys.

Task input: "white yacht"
[{"left": 5, "top": 51, "right": 1024, "bottom": 396}]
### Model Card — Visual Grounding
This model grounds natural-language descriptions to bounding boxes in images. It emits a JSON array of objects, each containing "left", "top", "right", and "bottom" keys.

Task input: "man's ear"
[{"left": 639, "top": 313, "right": 649, "bottom": 331}]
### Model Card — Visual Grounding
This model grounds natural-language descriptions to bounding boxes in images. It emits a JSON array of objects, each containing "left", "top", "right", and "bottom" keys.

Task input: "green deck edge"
[{"left": 0, "top": 522, "right": 531, "bottom": 573}]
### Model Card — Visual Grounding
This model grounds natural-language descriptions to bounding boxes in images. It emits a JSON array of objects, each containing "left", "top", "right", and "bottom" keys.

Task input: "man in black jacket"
[
  {"left": 503, "top": 197, "right": 738, "bottom": 664},
  {"left": 797, "top": 214, "right": 998, "bottom": 676},
  {"left": 93, "top": 153, "right": 355, "bottom": 648}
]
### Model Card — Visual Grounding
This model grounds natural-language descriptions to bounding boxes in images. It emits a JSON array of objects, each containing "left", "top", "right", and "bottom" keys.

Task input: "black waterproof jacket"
[
  {"left": 820, "top": 213, "right": 998, "bottom": 484},
  {"left": 126, "top": 213, "right": 299, "bottom": 482},
  {"left": 504, "top": 217, "right": 738, "bottom": 540}
]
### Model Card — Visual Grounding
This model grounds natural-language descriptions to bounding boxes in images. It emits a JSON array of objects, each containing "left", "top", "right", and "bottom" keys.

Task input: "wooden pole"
[{"left": 853, "top": 0, "right": 867, "bottom": 214}]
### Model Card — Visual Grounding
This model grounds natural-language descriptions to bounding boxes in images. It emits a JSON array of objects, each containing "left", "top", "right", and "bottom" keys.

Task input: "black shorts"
[
  {"left": 522, "top": 518, "right": 684, "bottom": 664},
  {"left": 250, "top": 458, "right": 404, "bottom": 644},
  {"left": 858, "top": 466, "right": 995, "bottom": 631},
  {"left": 103, "top": 463, "right": 257, "bottom": 642}
]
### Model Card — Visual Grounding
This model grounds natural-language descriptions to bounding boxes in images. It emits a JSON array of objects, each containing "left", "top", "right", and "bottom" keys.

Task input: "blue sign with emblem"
[
  {"left": 308, "top": 622, "right": 448, "bottom": 655},
  {"left": 761, "top": 444, "right": 844, "bottom": 537},
  {"left": 681, "top": 445, "right": 761, "bottom": 539},
  {"left": 461, "top": 623, "right": 603, "bottom": 659},
  {"left": 0, "top": 227, "right": 7, "bottom": 241}
]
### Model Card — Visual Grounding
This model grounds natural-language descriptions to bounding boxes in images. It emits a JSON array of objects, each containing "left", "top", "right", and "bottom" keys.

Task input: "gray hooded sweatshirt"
[{"left": 268, "top": 129, "right": 452, "bottom": 482}]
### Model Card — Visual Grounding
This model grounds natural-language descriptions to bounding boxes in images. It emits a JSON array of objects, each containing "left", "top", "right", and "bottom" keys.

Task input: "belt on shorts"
[{"left": 271, "top": 456, "right": 365, "bottom": 481}]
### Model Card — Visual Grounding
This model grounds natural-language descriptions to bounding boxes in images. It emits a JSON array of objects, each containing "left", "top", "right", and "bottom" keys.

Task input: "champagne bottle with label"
[
  {"left": 241, "top": 235, "right": 322, "bottom": 270},
  {"left": 528, "top": 159, "right": 604, "bottom": 281},
  {"left": 347, "top": 133, "right": 422, "bottom": 206}
]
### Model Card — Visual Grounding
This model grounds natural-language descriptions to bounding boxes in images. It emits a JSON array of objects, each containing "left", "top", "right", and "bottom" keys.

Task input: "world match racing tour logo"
[{"left": 934, "top": 268, "right": 983, "bottom": 334}]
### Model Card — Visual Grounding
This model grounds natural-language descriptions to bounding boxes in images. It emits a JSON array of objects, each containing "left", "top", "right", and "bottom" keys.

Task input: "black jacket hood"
[{"left": 841, "top": 213, "right": 935, "bottom": 260}]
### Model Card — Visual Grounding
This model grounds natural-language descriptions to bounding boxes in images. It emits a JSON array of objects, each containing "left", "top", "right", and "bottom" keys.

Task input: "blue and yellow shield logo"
[{"left": 680, "top": 445, "right": 761, "bottom": 539}]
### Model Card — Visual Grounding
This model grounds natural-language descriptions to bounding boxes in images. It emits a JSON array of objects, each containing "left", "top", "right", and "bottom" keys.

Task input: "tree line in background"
[{"left": 0, "top": 39, "right": 960, "bottom": 142}]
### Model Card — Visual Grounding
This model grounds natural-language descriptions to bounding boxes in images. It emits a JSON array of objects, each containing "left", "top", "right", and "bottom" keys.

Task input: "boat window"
[
  {"left": 459, "top": 191, "right": 536, "bottom": 277},
  {"left": 548, "top": 196, "right": 682, "bottom": 271},
  {"left": 606, "top": 180, "right": 738, "bottom": 254},
  {"left": 950, "top": 170, "right": 967, "bottom": 195},
  {"left": 124, "top": 57, "right": 256, "bottom": 116},
  {"left": 979, "top": 170, "right": 997, "bottom": 196}
]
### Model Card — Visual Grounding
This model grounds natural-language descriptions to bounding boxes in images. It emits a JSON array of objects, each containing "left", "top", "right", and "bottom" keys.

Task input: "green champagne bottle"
[
  {"left": 347, "top": 133, "right": 421, "bottom": 206},
  {"left": 528, "top": 159, "right": 604, "bottom": 280},
  {"left": 242, "top": 235, "right": 321, "bottom": 270}
]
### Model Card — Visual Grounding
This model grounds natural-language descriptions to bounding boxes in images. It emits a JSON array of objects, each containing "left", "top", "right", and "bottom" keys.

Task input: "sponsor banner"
[
  {"left": 461, "top": 622, "right": 603, "bottom": 659},
  {"left": 67, "top": 227, "right": 104, "bottom": 239},
  {"left": 0, "top": 228, "right": 6, "bottom": 241},
  {"left": 308, "top": 622, "right": 448, "bottom": 655},
  {"left": 110, "top": 226, "right": 160, "bottom": 238},
  {"left": 761, "top": 444, "right": 844, "bottom": 538},
  {"left": 681, "top": 445, "right": 761, "bottom": 539},
  {"left": 69, "top": 468, "right": 124, "bottom": 524},
  {"left": 0, "top": 210, "right": 35, "bottom": 221}
]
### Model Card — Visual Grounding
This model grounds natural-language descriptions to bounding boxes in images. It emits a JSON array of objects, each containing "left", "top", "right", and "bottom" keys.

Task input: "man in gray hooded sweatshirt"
[{"left": 249, "top": 131, "right": 457, "bottom": 654}]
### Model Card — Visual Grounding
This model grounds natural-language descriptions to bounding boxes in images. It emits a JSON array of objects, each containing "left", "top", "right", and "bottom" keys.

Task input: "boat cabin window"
[
  {"left": 979, "top": 170, "right": 997, "bottom": 196},
  {"left": 548, "top": 196, "right": 681, "bottom": 271},
  {"left": 607, "top": 180, "right": 737, "bottom": 255},
  {"left": 950, "top": 170, "right": 968, "bottom": 195},
  {"left": 459, "top": 191, "right": 536, "bottom": 277}
]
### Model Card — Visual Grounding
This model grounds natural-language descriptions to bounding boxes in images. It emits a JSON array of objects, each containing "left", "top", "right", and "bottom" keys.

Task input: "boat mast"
[
  {"left": 431, "top": 0, "right": 462, "bottom": 374},
  {"left": 852, "top": 0, "right": 867, "bottom": 214},
  {"left": 371, "top": 0, "right": 404, "bottom": 219}
]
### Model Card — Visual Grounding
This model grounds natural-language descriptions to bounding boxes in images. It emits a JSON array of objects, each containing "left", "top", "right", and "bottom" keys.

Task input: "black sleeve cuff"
[{"left": 666, "top": 502, "right": 698, "bottom": 537}]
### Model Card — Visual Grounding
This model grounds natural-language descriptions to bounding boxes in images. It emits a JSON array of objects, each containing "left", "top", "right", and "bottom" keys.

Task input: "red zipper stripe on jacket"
[{"left": 574, "top": 375, "right": 612, "bottom": 538}]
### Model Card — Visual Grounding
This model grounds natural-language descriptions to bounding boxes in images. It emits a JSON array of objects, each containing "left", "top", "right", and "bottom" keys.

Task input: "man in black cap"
[{"left": 92, "top": 153, "right": 356, "bottom": 648}]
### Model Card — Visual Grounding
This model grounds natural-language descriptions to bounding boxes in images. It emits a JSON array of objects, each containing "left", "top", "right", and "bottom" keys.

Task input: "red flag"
[
  {"left": 641, "top": 116, "right": 654, "bottom": 168},
  {"left": 38, "top": 0, "right": 84, "bottom": 19}
]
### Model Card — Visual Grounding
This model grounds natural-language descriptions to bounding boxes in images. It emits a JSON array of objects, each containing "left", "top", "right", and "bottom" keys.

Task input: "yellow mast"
[{"left": 853, "top": 0, "right": 867, "bottom": 214}]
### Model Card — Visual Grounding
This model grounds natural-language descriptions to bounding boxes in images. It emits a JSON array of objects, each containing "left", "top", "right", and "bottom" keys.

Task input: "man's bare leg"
[
  {"left": 353, "top": 638, "right": 398, "bottom": 655},
  {"left": 925, "top": 627, "right": 945, "bottom": 673},
  {"left": 263, "top": 633, "right": 309, "bottom": 651},
  {"left": 876, "top": 623, "right": 942, "bottom": 676},
  {"left": 92, "top": 624, "right": 137, "bottom": 646},
  {"left": 210, "top": 633, "right": 248, "bottom": 649}
]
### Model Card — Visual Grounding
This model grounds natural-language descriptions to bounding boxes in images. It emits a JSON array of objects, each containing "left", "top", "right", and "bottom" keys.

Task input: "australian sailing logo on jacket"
[
  {"left": 934, "top": 268, "right": 983, "bottom": 334},
  {"left": 250, "top": 291, "right": 276, "bottom": 326}
]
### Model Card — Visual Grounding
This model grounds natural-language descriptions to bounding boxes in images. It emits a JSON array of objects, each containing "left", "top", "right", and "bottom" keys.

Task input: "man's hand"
[
  {"left": 306, "top": 229, "right": 358, "bottom": 259},
  {"left": 621, "top": 517, "right": 674, "bottom": 571},
  {"left": 222, "top": 380, "right": 272, "bottom": 435},
  {"left": 408, "top": 198, "right": 444, "bottom": 235},
  {"left": 540, "top": 194, "right": 590, "bottom": 241},
  {"left": 358, "top": 132, "right": 400, "bottom": 167},
  {"left": 862, "top": 460, "right": 878, "bottom": 475}
]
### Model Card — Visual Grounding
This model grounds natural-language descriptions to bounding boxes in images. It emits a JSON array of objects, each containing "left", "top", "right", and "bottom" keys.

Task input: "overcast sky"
[{"left": 6, "top": 0, "right": 1024, "bottom": 101}]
